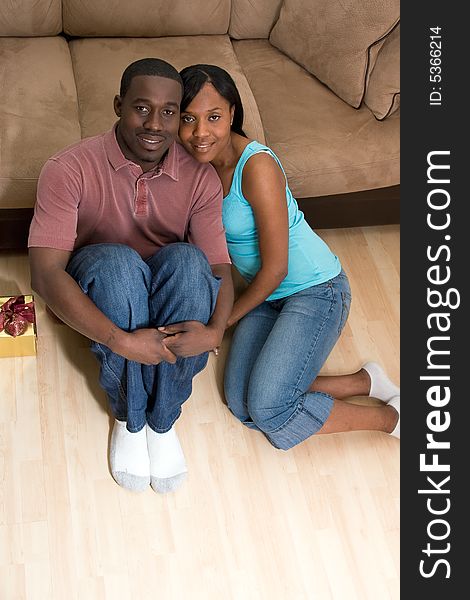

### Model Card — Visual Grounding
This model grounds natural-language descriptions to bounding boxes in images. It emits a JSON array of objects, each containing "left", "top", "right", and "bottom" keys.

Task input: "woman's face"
[{"left": 179, "top": 82, "right": 235, "bottom": 163}]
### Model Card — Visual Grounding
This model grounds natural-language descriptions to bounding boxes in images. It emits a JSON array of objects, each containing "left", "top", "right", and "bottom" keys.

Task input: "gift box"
[{"left": 0, "top": 295, "right": 37, "bottom": 358}]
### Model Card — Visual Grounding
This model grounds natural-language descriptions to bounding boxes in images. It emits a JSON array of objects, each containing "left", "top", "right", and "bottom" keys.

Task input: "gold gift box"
[{"left": 0, "top": 295, "right": 37, "bottom": 358}]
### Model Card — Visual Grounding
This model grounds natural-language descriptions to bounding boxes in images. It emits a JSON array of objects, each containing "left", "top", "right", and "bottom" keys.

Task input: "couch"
[{"left": 0, "top": 0, "right": 400, "bottom": 250}]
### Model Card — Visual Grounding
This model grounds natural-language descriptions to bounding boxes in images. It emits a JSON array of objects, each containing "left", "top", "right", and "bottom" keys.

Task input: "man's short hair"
[{"left": 119, "top": 58, "right": 183, "bottom": 98}]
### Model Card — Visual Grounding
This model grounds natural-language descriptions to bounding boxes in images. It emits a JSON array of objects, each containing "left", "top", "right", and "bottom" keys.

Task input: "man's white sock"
[
  {"left": 109, "top": 419, "right": 150, "bottom": 492},
  {"left": 146, "top": 425, "right": 188, "bottom": 493},
  {"left": 362, "top": 361, "right": 400, "bottom": 403}
]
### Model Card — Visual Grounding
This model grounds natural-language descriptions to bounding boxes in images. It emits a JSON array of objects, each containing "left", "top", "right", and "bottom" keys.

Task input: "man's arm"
[{"left": 29, "top": 247, "right": 176, "bottom": 365}]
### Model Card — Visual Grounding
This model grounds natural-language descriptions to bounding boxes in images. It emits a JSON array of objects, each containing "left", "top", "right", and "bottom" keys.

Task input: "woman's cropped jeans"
[
  {"left": 66, "top": 243, "right": 221, "bottom": 434},
  {"left": 224, "top": 270, "right": 351, "bottom": 450}
]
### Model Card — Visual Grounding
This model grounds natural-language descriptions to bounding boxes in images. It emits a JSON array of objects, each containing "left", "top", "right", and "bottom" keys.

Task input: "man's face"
[{"left": 114, "top": 75, "right": 182, "bottom": 171}]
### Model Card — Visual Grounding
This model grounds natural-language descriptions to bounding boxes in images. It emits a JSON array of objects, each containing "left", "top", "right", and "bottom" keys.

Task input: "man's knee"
[
  {"left": 68, "top": 243, "right": 143, "bottom": 278},
  {"left": 151, "top": 243, "right": 210, "bottom": 275},
  {"left": 67, "top": 243, "right": 149, "bottom": 308},
  {"left": 149, "top": 243, "right": 218, "bottom": 312},
  {"left": 90, "top": 243, "right": 143, "bottom": 270}
]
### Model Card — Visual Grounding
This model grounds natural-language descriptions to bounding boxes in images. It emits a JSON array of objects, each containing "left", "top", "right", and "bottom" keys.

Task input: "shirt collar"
[{"left": 104, "top": 122, "right": 179, "bottom": 181}]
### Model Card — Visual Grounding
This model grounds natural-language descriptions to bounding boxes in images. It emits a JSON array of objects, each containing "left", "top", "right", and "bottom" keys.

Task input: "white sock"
[
  {"left": 109, "top": 419, "right": 150, "bottom": 492},
  {"left": 362, "top": 361, "right": 400, "bottom": 402},
  {"left": 146, "top": 425, "right": 188, "bottom": 493},
  {"left": 388, "top": 395, "right": 400, "bottom": 439}
]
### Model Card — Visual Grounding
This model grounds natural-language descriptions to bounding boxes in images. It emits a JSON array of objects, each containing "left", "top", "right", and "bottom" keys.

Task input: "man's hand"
[
  {"left": 115, "top": 328, "right": 177, "bottom": 365},
  {"left": 158, "top": 321, "right": 222, "bottom": 357}
]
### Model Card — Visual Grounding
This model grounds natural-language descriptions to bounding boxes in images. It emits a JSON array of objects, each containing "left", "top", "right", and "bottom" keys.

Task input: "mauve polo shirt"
[{"left": 28, "top": 124, "right": 231, "bottom": 265}]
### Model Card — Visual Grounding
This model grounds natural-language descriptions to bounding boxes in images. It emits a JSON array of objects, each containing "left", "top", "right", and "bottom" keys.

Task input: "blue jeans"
[
  {"left": 224, "top": 270, "right": 351, "bottom": 450},
  {"left": 66, "top": 243, "right": 221, "bottom": 433}
]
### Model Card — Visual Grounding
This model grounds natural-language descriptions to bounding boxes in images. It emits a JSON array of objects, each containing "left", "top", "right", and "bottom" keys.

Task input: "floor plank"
[{"left": 0, "top": 225, "right": 399, "bottom": 599}]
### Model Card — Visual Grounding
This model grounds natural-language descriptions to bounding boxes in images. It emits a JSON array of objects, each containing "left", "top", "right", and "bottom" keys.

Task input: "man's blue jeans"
[
  {"left": 224, "top": 270, "right": 351, "bottom": 450},
  {"left": 66, "top": 243, "right": 221, "bottom": 434}
]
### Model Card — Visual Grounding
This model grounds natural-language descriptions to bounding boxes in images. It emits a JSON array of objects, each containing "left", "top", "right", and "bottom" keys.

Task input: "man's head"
[{"left": 114, "top": 58, "right": 183, "bottom": 172}]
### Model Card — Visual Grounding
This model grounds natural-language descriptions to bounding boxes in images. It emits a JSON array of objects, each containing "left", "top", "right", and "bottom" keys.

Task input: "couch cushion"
[
  {"left": 69, "top": 35, "right": 265, "bottom": 143},
  {"left": 0, "top": 0, "right": 61, "bottom": 36},
  {"left": 269, "top": 0, "right": 399, "bottom": 108},
  {"left": 229, "top": 0, "right": 283, "bottom": 40},
  {"left": 0, "top": 37, "right": 81, "bottom": 209},
  {"left": 63, "top": 0, "right": 230, "bottom": 37},
  {"left": 233, "top": 40, "right": 399, "bottom": 198},
  {"left": 365, "top": 24, "right": 400, "bottom": 120}
]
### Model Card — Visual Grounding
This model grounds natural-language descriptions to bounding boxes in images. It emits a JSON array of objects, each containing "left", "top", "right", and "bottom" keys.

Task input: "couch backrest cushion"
[
  {"left": 269, "top": 0, "right": 399, "bottom": 108},
  {"left": 63, "top": 0, "right": 230, "bottom": 37},
  {"left": 0, "top": 37, "right": 81, "bottom": 209},
  {"left": 364, "top": 23, "right": 400, "bottom": 120},
  {"left": 69, "top": 35, "right": 265, "bottom": 144},
  {"left": 0, "top": 0, "right": 62, "bottom": 36},
  {"left": 229, "top": 0, "right": 283, "bottom": 40}
]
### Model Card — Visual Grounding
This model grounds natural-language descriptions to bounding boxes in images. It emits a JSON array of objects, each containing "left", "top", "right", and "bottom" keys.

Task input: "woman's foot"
[
  {"left": 362, "top": 361, "right": 400, "bottom": 402},
  {"left": 387, "top": 396, "right": 400, "bottom": 438},
  {"left": 146, "top": 425, "right": 188, "bottom": 493},
  {"left": 109, "top": 420, "right": 150, "bottom": 492}
]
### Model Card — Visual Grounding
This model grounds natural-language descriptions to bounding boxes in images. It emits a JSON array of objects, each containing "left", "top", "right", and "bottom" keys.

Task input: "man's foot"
[
  {"left": 362, "top": 361, "right": 400, "bottom": 402},
  {"left": 387, "top": 396, "right": 400, "bottom": 439},
  {"left": 109, "top": 419, "right": 150, "bottom": 492},
  {"left": 146, "top": 425, "right": 188, "bottom": 493}
]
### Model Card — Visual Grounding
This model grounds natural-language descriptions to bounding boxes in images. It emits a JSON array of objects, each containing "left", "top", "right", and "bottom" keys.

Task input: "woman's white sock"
[
  {"left": 146, "top": 425, "right": 188, "bottom": 493},
  {"left": 109, "top": 419, "right": 150, "bottom": 492},
  {"left": 362, "top": 361, "right": 400, "bottom": 403}
]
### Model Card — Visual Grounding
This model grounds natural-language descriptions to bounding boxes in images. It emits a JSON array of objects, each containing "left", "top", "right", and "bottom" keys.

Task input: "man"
[{"left": 28, "top": 58, "right": 233, "bottom": 494}]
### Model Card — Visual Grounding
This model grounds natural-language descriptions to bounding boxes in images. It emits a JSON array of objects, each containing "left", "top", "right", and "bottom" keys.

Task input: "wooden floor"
[{"left": 0, "top": 225, "right": 399, "bottom": 600}]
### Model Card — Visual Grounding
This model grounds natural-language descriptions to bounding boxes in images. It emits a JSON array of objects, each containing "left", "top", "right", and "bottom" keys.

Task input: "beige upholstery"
[
  {"left": 229, "top": 0, "right": 283, "bottom": 40},
  {"left": 0, "top": 0, "right": 62, "bottom": 36},
  {"left": 270, "top": 0, "right": 399, "bottom": 108},
  {"left": 234, "top": 40, "right": 399, "bottom": 198},
  {"left": 0, "top": 1, "right": 400, "bottom": 217},
  {"left": 63, "top": 0, "right": 230, "bottom": 37},
  {"left": 70, "top": 35, "right": 265, "bottom": 143},
  {"left": 365, "top": 24, "right": 400, "bottom": 120},
  {"left": 0, "top": 37, "right": 81, "bottom": 209}
]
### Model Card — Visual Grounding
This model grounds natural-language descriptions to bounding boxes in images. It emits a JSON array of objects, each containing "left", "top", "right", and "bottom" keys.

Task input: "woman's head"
[{"left": 180, "top": 64, "right": 246, "bottom": 137}]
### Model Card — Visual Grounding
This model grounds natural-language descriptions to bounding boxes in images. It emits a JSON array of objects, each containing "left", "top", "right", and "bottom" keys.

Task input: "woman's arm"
[
  {"left": 208, "top": 262, "right": 234, "bottom": 338},
  {"left": 160, "top": 262, "right": 234, "bottom": 357},
  {"left": 227, "top": 152, "right": 289, "bottom": 327}
]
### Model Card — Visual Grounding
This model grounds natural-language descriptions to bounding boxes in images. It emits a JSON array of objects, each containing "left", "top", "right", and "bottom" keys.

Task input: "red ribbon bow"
[{"left": 0, "top": 296, "right": 36, "bottom": 337}]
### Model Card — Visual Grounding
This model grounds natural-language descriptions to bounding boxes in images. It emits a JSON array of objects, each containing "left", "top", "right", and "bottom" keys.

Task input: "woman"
[{"left": 175, "top": 64, "right": 399, "bottom": 450}]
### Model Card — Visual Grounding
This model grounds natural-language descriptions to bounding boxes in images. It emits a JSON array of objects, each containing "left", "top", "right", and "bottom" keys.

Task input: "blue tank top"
[{"left": 223, "top": 141, "right": 341, "bottom": 301}]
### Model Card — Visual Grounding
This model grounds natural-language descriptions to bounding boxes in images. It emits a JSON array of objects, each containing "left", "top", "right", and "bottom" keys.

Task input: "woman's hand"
[
  {"left": 158, "top": 321, "right": 223, "bottom": 357},
  {"left": 225, "top": 315, "right": 238, "bottom": 329}
]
